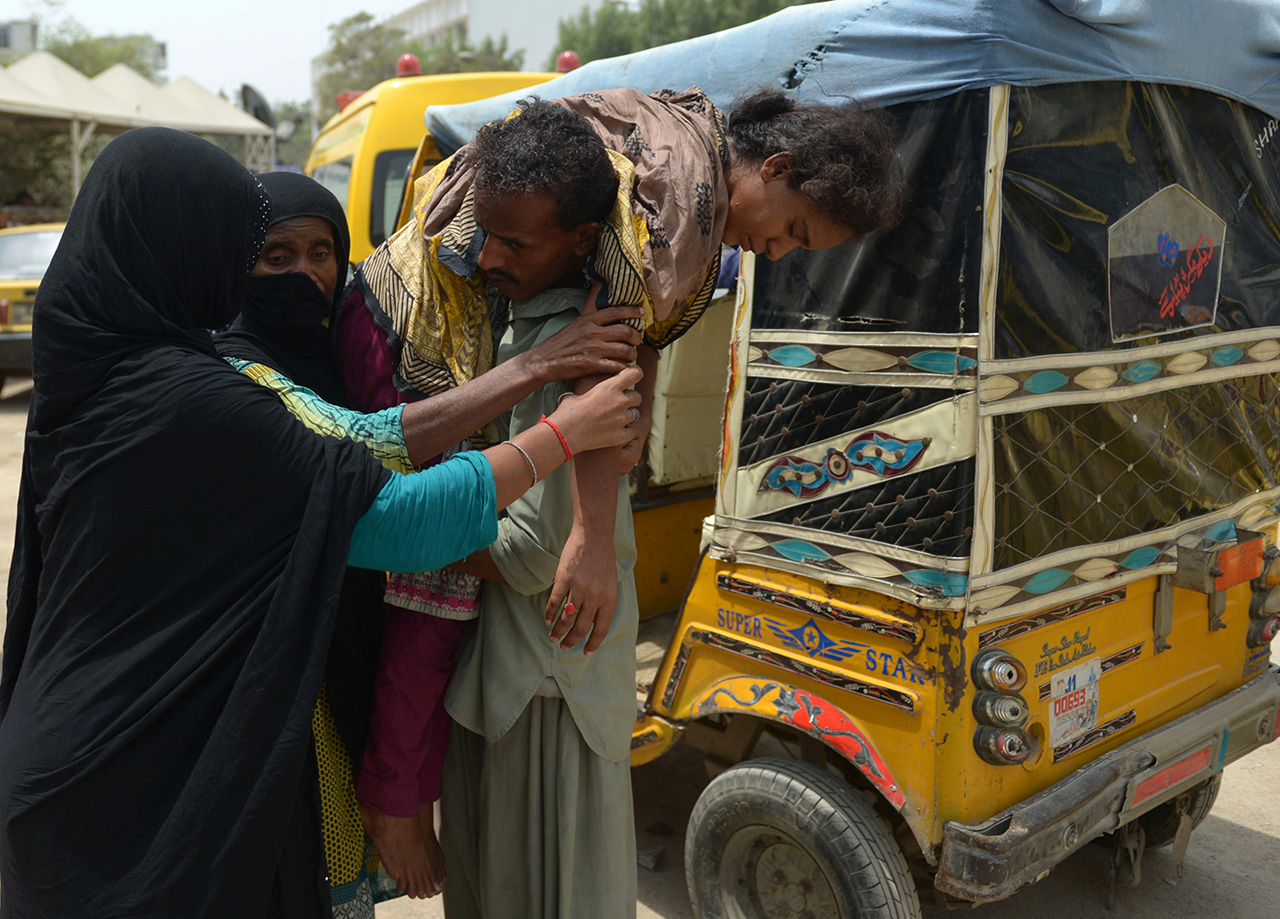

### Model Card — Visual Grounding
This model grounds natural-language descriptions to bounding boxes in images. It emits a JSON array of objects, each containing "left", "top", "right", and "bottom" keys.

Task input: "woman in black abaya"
[{"left": 0, "top": 128, "right": 637, "bottom": 918}]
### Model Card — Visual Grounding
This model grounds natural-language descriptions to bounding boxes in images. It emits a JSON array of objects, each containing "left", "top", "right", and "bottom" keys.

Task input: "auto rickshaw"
[{"left": 420, "top": 2, "right": 1280, "bottom": 915}]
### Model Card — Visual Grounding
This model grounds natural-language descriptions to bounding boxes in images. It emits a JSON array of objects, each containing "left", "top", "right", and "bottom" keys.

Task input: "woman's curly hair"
[
  {"left": 728, "top": 89, "right": 908, "bottom": 236},
  {"left": 472, "top": 98, "right": 618, "bottom": 230}
]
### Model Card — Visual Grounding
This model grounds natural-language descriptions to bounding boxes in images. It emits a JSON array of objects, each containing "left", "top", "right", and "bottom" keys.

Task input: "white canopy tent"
[{"left": 0, "top": 52, "right": 273, "bottom": 198}]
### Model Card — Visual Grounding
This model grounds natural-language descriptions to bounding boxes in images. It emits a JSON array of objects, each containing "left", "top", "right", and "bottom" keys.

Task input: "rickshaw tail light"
[
  {"left": 972, "top": 648, "right": 1027, "bottom": 692},
  {"left": 1246, "top": 615, "right": 1280, "bottom": 648},
  {"left": 974, "top": 691, "right": 1029, "bottom": 728},
  {"left": 1249, "top": 584, "right": 1280, "bottom": 620},
  {"left": 974, "top": 727, "right": 1031, "bottom": 766},
  {"left": 1262, "top": 548, "right": 1280, "bottom": 588}
]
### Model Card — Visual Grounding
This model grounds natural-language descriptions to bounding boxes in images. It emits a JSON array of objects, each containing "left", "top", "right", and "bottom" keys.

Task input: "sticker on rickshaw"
[
  {"left": 1049, "top": 658, "right": 1101, "bottom": 747},
  {"left": 1244, "top": 645, "right": 1270, "bottom": 680},
  {"left": 1107, "top": 184, "right": 1226, "bottom": 341}
]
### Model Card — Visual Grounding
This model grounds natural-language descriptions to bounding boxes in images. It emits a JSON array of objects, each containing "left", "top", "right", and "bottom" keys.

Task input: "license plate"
[{"left": 8, "top": 301, "right": 33, "bottom": 325}]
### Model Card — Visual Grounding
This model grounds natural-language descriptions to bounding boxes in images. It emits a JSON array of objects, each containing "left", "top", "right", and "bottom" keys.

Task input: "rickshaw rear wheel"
[
  {"left": 685, "top": 757, "right": 921, "bottom": 919},
  {"left": 1137, "top": 774, "right": 1222, "bottom": 849}
]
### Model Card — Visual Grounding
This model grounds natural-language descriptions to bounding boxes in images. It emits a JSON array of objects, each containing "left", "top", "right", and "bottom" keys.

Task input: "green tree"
[
  {"left": 41, "top": 20, "right": 166, "bottom": 81},
  {"left": 414, "top": 33, "right": 524, "bottom": 75},
  {"left": 548, "top": 0, "right": 822, "bottom": 69},
  {"left": 271, "top": 101, "right": 313, "bottom": 169},
  {"left": 315, "top": 12, "right": 526, "bottom": 123},
  {"left": 316, "top": 12, "right": 419, "bottom": 122}
]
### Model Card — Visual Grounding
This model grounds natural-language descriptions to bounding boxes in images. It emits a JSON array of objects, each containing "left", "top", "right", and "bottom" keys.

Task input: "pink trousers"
[
  {"left": 354, "top": 607, "right": 464, "bottom": 816},
  {"left": 338, "top": 295, "right": 466, "bottom": 817}
]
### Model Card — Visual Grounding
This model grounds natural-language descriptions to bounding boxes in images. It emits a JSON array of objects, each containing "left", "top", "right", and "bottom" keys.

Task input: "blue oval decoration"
[
  {"left": 1023, "top": 370, "right": 1070, "bottom": 394},
  {"left": 773, "top": 539, "right": 832, "bottom": 563},
  {"left": 1119, "top": 546, "right": 1162, "bottom": 570},
  {"left": 1205, "top": 520, "right": 1237, "bottom": 543},
  {"left": 1211, "top": 346, "right": 1244, "bottom": 367},
  {"left": 768, "top": 345, "right": 818, "bottom": 367},
  {"left": 1123, "top": 360, "right": 1162, "bottom": 384},
  {"left": 1022, "top": 568, "right": 1072, "bottom": 594},
  {"left": 905, "top": 350, "right": 978, "bottom": 374},
  {"left": 903, "top": 569, "right": 968, "bottom": 597}
]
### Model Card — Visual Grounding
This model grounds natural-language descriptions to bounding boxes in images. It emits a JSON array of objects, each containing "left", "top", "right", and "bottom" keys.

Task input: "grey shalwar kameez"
[{"left": 442, "top": 288, "right": 639, "bottom": 919}]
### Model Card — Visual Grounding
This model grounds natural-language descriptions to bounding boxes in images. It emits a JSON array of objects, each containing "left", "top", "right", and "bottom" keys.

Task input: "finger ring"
[
  {"left": 628, "top": 407, "right": 640, "bottom": 424},
  {"left": 563, "top": 601, "right": 576, "bottom": 617}
]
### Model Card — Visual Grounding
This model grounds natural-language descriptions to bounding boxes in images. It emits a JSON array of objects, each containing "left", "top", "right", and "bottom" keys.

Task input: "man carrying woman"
[{"left": 342, "top": 85, "right": 906, "bottom": 917}]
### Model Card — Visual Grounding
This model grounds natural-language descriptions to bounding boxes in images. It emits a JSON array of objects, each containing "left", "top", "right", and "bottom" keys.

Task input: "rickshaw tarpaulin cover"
[
  {"left": 424, "top": 0, "right": 1280, "bottom": 146},
  {"left": 429, "top": 1, "right": 1280, "bottom": 619}
]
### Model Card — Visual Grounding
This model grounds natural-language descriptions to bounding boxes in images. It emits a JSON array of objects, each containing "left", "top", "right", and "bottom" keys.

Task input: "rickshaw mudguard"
[
  {"left": 645, "top": 553, "right": 939, "bottom": 858},
  {"left": 933, "top": 667, "right": 1280, "bottom": 903}
]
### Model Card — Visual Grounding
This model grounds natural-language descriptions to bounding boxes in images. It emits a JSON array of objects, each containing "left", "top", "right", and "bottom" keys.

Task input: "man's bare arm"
[{"left": 545, "top": 345, "right": 656, "bottom": 654}]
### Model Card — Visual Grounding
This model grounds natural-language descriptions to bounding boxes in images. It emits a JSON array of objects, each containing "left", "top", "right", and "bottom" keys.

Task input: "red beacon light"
[
  {"left": 334, "top": 90, "right": 364, "bottom": 112},
  {"left": 397, "top": 53, "right": 421, "bottom": 77},
  {"left": 556, "top": 50, "right": 580, "bottom": 73}
]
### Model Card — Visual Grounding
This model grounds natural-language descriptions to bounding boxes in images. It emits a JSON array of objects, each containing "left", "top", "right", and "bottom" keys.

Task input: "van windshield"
[
  {"left": 371, "top": 148, "right": 421, "bottom": 248},
  {"left": 312, "top": 158, "right": 353, "bottom": 220}
]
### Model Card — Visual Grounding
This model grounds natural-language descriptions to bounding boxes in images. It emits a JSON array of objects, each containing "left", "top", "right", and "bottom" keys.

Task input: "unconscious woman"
[
  {"left": 0, "top": 127, "right": 640, "bottom": 919},
  {"left": 339, "top": 87, "right": 908, "bottom": 917},
  {"left": 213, "top": 170, "right": 641, "bottom": 914}
]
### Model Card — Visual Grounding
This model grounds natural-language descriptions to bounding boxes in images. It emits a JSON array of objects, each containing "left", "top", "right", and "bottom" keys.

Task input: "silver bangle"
[{"left": 505, "top": 439, "right": 538, "bottom": 486}]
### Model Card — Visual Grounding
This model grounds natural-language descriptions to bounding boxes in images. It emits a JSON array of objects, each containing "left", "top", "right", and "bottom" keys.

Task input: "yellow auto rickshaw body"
[{"left": 627, "top": 82, "right": 1280, "bottom": 903}]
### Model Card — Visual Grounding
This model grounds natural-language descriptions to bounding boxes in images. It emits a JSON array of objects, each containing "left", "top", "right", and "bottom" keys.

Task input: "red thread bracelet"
[{"left": 539, "top": 414, "right": 572, "bottom": 461}]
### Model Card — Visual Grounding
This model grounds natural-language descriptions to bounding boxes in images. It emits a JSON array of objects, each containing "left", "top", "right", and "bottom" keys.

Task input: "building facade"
[{"left": 0, "top": 20, "right": 38, "bottom": 59}]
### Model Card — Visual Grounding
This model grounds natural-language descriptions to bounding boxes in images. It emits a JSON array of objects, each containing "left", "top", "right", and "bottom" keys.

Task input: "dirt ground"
[{"left": 0, "top": 377, "right": 1275, "bottom": 918}]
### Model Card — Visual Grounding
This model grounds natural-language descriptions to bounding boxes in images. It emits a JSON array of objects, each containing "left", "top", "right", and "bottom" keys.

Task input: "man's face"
[
  {"left": 473, "top": 190, "right": 599, "bottom": 301},
  {"left": 252, "top": 216, "right": 339, "bottom": 300}
]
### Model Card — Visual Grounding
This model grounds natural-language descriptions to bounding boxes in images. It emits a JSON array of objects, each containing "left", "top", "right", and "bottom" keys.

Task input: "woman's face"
[
  {"left": 252, "top": 216, "right": 339, "bottom": 300},
  {"left": 722, "top": 153, "right": 853, "bottom": 260}
]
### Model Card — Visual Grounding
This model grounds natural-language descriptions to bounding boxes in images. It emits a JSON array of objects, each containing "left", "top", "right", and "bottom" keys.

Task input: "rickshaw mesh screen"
[
  {"left": 757, "top": 460, "right": 974, "bottom": 557},
  {"left": 739, "top": 378, "right": 952, "bottom": 468},
  {"left": 992, "top": 374, "right": 1280, "bottom": 569}
]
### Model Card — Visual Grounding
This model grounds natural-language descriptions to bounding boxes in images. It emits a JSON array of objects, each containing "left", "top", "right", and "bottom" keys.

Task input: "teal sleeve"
[{"left": 347, "top": 451, "right": 497, "bottom": 570}]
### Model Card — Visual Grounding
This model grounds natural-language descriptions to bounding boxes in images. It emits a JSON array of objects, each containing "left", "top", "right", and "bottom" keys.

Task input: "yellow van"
[{"left": 304, "top": 71, "right": 555, "bottom": 264}]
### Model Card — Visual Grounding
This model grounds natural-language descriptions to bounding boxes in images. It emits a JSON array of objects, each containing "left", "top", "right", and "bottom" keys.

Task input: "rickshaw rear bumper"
[{"left": 934, "top": 667, "right": 1280, "bottom": 904}]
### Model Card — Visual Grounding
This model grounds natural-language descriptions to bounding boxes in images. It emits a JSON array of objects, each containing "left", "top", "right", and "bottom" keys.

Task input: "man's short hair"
[{"left": 472, "top": 99, "right": 619, "bottom": 230}]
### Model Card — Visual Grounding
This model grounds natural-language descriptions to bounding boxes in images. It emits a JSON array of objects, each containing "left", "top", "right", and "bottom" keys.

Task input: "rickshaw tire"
[
  {"left": 685, "top": 756, "right": 921, "bottom": 919},
  {"left": 1137, "top": 773, "right": 1222, "bottom": 850}
]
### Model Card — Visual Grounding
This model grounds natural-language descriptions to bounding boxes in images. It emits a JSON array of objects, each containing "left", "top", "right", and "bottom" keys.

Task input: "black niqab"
[
  {"left": 216, "top": 171, "right": 350, "bottom": 405},
  {"left": 0, "top": 128, "right": 390, "bottom": 918}
]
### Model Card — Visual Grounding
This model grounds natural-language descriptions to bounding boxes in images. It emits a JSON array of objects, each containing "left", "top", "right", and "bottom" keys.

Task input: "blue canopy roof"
[{"left": 426, "top": 0, "right": 1280, "bottom": 153}]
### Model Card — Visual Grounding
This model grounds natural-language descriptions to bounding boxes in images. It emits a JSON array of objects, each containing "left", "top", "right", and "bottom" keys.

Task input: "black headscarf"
[
  {"left": 0, "top": 128, "right": 390, "bottom": 918},
  {"left": 216, "top": 171, "right": 350, "bottom": 406}
]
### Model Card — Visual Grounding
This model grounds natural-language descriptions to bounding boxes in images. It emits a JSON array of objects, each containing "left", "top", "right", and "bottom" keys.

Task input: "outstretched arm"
[
  {"left": 399, "top": 304, "right": 642, "bottom": 466},
  {"left": 349, "top": 367, "right": 641, "bottom": 572}
]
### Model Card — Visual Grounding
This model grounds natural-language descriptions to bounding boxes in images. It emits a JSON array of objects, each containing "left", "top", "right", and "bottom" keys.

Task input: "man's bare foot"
[
  {"left": 417, "top": 801, "right": 445, "bottom": 897},
  {"left": 358, "top": 799, "right": 434, "bottom": 898}
]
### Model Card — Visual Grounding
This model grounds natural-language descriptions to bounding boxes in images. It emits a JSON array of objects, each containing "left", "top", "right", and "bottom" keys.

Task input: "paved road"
[{"left": 0, "top": 378, "right": 1275, "bottom": 918}]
